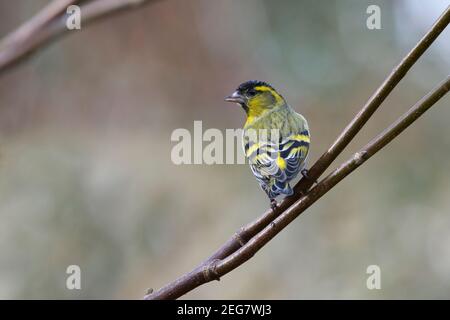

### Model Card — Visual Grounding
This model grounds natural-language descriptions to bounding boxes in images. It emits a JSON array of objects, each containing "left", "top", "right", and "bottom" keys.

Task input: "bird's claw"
[
  {"left": 301, "top": 169, "right": 318, "bottom": 184},
  {"left": 270, "top": 199, "right": 278, "bottom": 210}
]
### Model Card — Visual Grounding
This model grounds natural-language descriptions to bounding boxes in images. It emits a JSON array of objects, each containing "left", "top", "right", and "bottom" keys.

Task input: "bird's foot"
[
  {"left": 301, "top": 169, "right": 318, "bottom": 184},
  {"left": 270, "top": 199, "right": 278, "bottom": 210}
]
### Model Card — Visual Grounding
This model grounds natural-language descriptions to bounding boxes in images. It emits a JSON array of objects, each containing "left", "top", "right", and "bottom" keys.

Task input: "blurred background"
[{"left": 0, "top": 0, "right": 449, "bottom": 299}]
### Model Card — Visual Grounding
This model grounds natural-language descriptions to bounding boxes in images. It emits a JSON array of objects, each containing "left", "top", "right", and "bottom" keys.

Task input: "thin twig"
[
  {"left": 0, "top": 0, "right": 156, "bottom": 74},
  {"left": 0, "top": 0, "right": 80, "bottom": 71},
  {"left": 202, "top": 4, "right": 450, "bottom": 266},
  {"left": 146, "top": 75, "right": 450, "bottom": 299},
  {"left": 145, "top": 5, "right": 450, "bottom": 299},
  {"left": 213, "top": 75, "right": 450, "bottom": 277},
  {"left": 0, "top": 0, "right": 79, "bottom": 49}
]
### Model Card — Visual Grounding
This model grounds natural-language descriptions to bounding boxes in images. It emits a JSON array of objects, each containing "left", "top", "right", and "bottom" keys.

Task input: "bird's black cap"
[{"left": 237, "top": 80, "right": 274, "bottom": 93}]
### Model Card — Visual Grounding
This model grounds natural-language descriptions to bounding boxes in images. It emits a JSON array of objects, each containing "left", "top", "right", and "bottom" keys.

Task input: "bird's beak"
[{"left": 224, "top": 91, "right": 245, "bottom": 104}]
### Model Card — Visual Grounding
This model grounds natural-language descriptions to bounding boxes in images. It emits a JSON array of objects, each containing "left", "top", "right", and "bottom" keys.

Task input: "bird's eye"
[{"left": 247, "top": 89, "right": 257, "bottom": 97}]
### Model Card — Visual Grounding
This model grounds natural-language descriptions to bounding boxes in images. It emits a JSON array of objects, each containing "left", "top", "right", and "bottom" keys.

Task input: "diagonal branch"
[
  {"left": 145, "top": 5, "right": 450, "bottom": 299},
  {"left": 0, "top": 0, "right": 157, "bottom": 74},
  {"left": 0, "top": 0, "right": 80, "bottom": 49},
  {"left": 146, "top": 75, "right": 450, "bottom": 299},
  {"left": 201, "top": 4, "right": 450, "bottom": 267},
  {"left": 213, "top": 75, "right": 450, "bottom": 278}
]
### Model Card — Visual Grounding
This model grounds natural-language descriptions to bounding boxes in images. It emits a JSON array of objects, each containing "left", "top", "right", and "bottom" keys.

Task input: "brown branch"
[
  {"left": 145, "top": 5, "right": 450, "bottom": 299},
  {"left": 213, "top": 75, "right": 450, "bottom": 276},
  {"left": 199, "top": 5, "right": 450, "bottom": 267},
  {"left": 0, "top": 0, "right": 79, "bottom": 48},
  {"left": 146, "top": 75, "right": 450, "bottom": 299},
  {"left": 0, "top": 0, "right": 157, "bottom": 74}
]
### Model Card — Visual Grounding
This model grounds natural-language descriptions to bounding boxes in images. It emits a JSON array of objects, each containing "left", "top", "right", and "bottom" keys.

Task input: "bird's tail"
[{"left": 265, "top": 180, "right": 293, "bottom": 199}]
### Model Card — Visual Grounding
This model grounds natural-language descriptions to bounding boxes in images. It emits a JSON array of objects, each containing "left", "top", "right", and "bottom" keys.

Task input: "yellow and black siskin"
[{"left": 225, "top": 80, "right": 310, "bottom": 209}]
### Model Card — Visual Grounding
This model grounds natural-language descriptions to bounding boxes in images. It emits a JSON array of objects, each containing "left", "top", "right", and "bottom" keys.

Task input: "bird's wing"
[
  {"left": 243, "top": 108, "right": 310, "bottom": 197},
  {"left": 245, "top": 129, "right": 310, "bottom": 186}
]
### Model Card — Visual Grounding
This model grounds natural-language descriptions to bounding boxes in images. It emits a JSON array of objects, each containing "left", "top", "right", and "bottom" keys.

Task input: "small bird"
[{"left": 225, "top": 80, "right": 310, "bottom": 209}]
